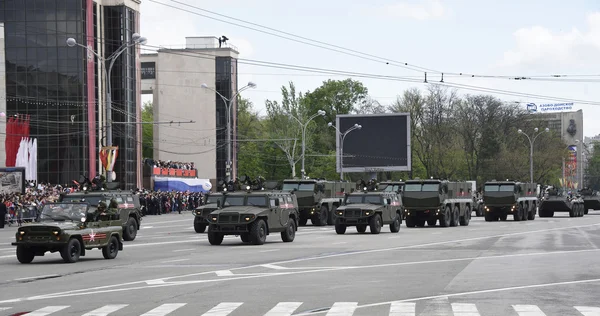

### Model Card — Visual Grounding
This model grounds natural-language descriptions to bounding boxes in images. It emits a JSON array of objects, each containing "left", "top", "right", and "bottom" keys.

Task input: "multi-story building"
[
  {"left": 140, "top": 36, "right": 239, "bottom": 188},
  {"left": 0, "top": 0, "right": 142, "bottom": 189}
]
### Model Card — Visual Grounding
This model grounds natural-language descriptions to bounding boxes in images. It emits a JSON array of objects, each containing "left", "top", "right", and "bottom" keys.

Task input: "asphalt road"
[{"left": 2, "top": 211, "right": 600, "bottom": 316}]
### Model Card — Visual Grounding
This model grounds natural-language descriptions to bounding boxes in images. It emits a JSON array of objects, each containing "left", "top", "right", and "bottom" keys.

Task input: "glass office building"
[{"left": 0, "top": 0, "right": 141, "bottom": 188}]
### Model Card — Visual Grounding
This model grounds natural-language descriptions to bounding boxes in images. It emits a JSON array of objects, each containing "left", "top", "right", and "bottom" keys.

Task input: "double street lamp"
[
  {"left": 290, "top": 110, "right": 326, "bottom": 179},
  {"left": 328, "top": 122, "right": 362, "bottom": 181},
  {"left": 201, "top": 82, "right": 257, "bottom": 181},
  {"left": 67, "top": 33, "right": 147, "bottom": 182},
  {"left": 518, "top": 127, "right": 549, "bottom": 184}
]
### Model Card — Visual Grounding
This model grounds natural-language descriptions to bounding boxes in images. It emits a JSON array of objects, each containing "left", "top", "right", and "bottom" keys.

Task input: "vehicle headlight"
[
  {"left": 337, "top": 211, "right": 343, "bottom": 216},
  {"left": 52, "top": 230, "right": 60, "bottom": 236},
  {"left": 19, "top": 230, "right": 25, "bottom": 235},
  {"left": 365, "top": 211, "right": 371, "bottom": 216},
  {"left": 211, "top": 216, "right": 218, "bottom": 222},
  {"left": 243, "top": 215, "right": 255, "bottom": 221}
]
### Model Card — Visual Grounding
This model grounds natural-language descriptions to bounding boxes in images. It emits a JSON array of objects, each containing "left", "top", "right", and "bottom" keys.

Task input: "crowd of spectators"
[
  {"left": 138, "top": 190, "right": 204, "bottom": 215},
  {"left": 144, "top": 159, "right": 195, "bottom": 170}
]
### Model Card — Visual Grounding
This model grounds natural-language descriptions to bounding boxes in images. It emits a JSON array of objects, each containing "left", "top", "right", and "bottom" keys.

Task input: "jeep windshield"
[
  {"left": 346, "top": 195, "right": 382, "bottom": 205},
  {"left": 404, "top": 183, "right": 439, "bottom": 192},
  {"left": 282, "top": 182, "right": 315, "bottom": 191},
  {"left": 223, "top": 195, "right": 268, "bottom": 207},
  {"left": 39, "top": 203, "right": 88, "bottom": 222},
  {"left": 485, "top": 184, "right": 515, "bottom": 192},
  {"left": 383, "top": 184, "right": 403, "bottom": 192},
  {"left": 206, "top": 195, "right": 222, "bottom": 204}
]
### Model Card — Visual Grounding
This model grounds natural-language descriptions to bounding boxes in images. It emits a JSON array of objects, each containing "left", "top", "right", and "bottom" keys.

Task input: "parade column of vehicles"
[
  {"left": 481, "top": 181, "right": 539, "bottom": 221},
  {"left": 539, "top": 186, "right": 585, "bottom": 217},
  {"left": 12, "top": 202, "right": 124, "bottom": 263},
  {"left": 579, "top": 187, "right": 600, "bottom": 215},
  {"left": 401, "top": 179, "right": 473, "bottom": 227}
]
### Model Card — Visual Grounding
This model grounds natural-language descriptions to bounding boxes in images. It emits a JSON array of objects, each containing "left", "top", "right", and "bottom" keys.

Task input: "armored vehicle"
[
  {"left": 481, "top": 181, "right": 538, "bottom": 221},
  {"left": 281, "top": 178, "right": 354, "bottom": 226},
  {"left": 377, "top": 181, "right": 405, "bottom": 193},
  {"left": 206, "top": 185, "right": 299, "bottom": 245},
  {"left": 334, "top": 180, "right": 402, "bottom": 234},
  {"left": 539, "top": 186, "right": 585, "bottom": 217},
  {"left": 11, "top": 202, "right": 123, "bottom": 263},
  {"left": 193, "top": 192, "right": 224, "bottom": 233},
  {"left": 58, "top": 189, "right": 142, "bottom": 241},
  {"left": 402, "top": 179, "right": 473, "bottom": 227},
  {"left": 579, "top": 187, "right": 600, "bottom": 214}
]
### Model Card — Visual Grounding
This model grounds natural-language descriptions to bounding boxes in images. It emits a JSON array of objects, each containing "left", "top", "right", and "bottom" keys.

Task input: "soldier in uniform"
[{"left": 87, "top": 201, "right": 108, "bottom": 222}]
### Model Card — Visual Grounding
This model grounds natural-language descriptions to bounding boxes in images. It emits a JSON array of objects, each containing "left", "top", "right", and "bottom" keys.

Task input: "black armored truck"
[
  {"left": 539, "top": 186, "right": 585, "bottom": 217},
  {"left": 579, "top": 187, "right": 600, "bottom": 214},
  {"left": 481, "top": 181, "right": 538, "bottom": 221},
  {"left": 401, "top": 179, "right": 473, "bottom": 227}
]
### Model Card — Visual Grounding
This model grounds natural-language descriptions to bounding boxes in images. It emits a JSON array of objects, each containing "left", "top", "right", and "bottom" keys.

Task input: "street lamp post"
[
  {"left": 518, "top": 127, "right": 550, "bottom": 184},
  {"left": 201, "top": 82, "right": 257, "bottom": 181},
  {"left": 67, "top": 34, "right": 147, "bottom": 182},
  {"left": 290, "top": 110, "right": 326, "bottom": 179},
  {"left": 328, "top": 122, "right": 362, "bottom": 181}
]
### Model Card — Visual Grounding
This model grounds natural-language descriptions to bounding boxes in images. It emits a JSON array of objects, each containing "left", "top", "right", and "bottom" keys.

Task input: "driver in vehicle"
[{"left": 87, "top": 202, "right": 109, "bottom": 222}]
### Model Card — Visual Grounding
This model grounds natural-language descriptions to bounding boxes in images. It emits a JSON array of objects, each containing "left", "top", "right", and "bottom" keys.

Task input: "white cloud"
[
  {"left": 368, "top": 0, "right": 446, "bottom": 20},
  {"left": 500, "top": 12, "right": 600, "bottom": 71}
]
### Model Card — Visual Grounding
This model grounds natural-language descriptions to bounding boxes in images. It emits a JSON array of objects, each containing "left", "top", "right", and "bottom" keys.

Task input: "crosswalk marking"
[
  {"left": 26, "top": 306, "right": 70, "bottom": 316},
  {"left": 82, "top": 304, "right": 129, "bottom": 316},
  {"left": 389, "top": 302, "right": 415, "bottom": 316},
  {"left": 575, "top": 306, "right": 600, "bottom": 316},
  {"left": 513, "top": 304, "right": 547, "bottom": 316},
  {"left": 201, "top": 302, "right": 243, "bottom": 316},
  {"left": 263, "top": 302, "right": 303, "bottom": 316},
  {"left": 140, "top": 303, "right": 187, "bottom": 316},
  {"left": 326, "top": 302, "right": 358, "bottom": 316},
  {"left": 451, "top": 303, "right": 480, "bottom": 316}
]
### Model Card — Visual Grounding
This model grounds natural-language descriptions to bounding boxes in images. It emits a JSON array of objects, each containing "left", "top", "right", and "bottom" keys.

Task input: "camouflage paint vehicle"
[
  {"left": 539, "top": 186, "right": 585, "bottom": 217},
  {"left": 579, "top": 187, "right": 600, "bottom": 214},
  {"left": 206, "top": 187, "right": 299, "bottom": 245},
  {"left": 334, "top": 183, "right": 402, "bottom": 235},
  {"left": 481, "top": 181, "right": 539, "bottom": 221},
  {"left": 281, "top": 179, "right": 354, "bottom": 226},
  {"left": 11, "top": 202, "right": 123, "bottom": 263},
  {"left": 58, "top": 189, "right": 143, "bottom": 241},
  {"left": 402, "top": 179, "right": 473, "bottom": 227},
  {"left": 193, "top": 193, "right": 224, "bottom": 233}
]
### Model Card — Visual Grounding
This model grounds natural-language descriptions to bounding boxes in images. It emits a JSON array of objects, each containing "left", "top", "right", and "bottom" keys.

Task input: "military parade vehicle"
[
  {"left": 206, "top": 178, "right": 299, "bottom": 245},
  {"left": 281, "top": 178, "right": 354, "bottom": 226},
  {"left": 579, "top": 187, "right": 600, "bottom": 214},
  {"left": 58, "top": 187, "right": 143, "bottom": 241},
  {"left": 11, "top": 202, "right": 124, "bottom": 263},
  {"left": 481, "top": 180, "right": 539, "bottom": 221},
  {"left": 193, "top": 192, "right": 224, "bottom": 233},
  {"left": 377, "top": 180, "right": 405, "bottom": 193},
  {"left": 401, "top": 178, "right": 473, "bottom": 227},
  {"left": 333, "top": 179, "right": 402, "bottom": 234},
  {"left": 539, "top": 186, "right": 585, "bottom": 217}
]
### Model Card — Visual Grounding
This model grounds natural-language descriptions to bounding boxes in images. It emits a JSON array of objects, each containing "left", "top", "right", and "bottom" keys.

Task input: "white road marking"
[
  {"left": 431, "top": 232, "right": 442, "bottom": 235},
  {"left": 0, "top": 307, "right": 11, "bottom": 312},
  {"left": 172, "top": 248, "right": 194, "bottom": 252},
  {"left": 0, "top": 255, "right": 14, "bottom": 259},
  {"left": 264, "top": 302, "right": 303, "bottom": 316},
  {"left": 26, "top": 306, "right": 70, "bottom": 315},
  {"left": 332, "top": 242, "right": 347, "bottom": 245},
  {"left": 216, "top": 270, "right": 234, "bottom": 276},
  {"left": 82, "top": 304, "right": 129, "bottom": 316},
  {"left": 14, "top": 274, "right": 59, "bottom": 281},
  {"left": 160, "top": 259, "right": 189, "bottom": 263},
  {"left": 452, "top": 303, "right": 480, "bottom": 316},
  {"left": 575, "top": 306, "right": 600, "bottom": 316},
  {"left": 513, "top": 304, "right": 547, "bottom": 315},
  {"left": 142, "top": 226, "right": 154, "bottom": 229},
  {"left": 140, "top": 303, "right": 186, "bottom": 316},
  {"left": 262, "top": 264, "right": 289, "bottom": 270},
  {"left": 389, "top": 302, "right": 415, "bottom": 316},
  {"left": 259, "top": 249, "right": 279, "bottom": 253},
  {"left": 325, "top": 302, "right": 357, "bottom": 315},
  {"left": 500, "top": 225, "right": 508, "bottom": 228},
  {"left": 200, "top": 302, "right": 243, "bottom": 316}
]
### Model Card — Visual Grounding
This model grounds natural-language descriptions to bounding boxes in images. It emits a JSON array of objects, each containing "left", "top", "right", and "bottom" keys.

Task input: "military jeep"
[
  {"left": 11, "top": 202, "right": 124, "bottom": 264},
  {"left": 334, "top": 180, "right": 403, "bottom": 234},
  {"left": 193, "top": 193, "right": 224, "bottom": 233},
  {"left": 58, "top": 189, "right": 142, "bottom": 241},
  {"left": 206, "top": 186, "right": 299, "bottom": 245}
]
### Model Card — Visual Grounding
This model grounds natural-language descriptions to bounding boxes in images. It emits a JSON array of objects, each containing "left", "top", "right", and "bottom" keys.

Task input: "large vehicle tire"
[
  {"left": 16, "top": 245, "right": 34, "bottom": 264},
  {"left": 335, "top": 223, "right": 346, "bottom": 234},
  {"left": 102, "top": 236, "right": 119, "bottom": 259},
  {"left": 460, "top": 206, "right": 471, "bottom": 226},
  {"left": 311, "top": 205, "right": 328, "bottom": 226},
  {"left": 281, "top": 219, "right": 296, "bottom": 242},
  {"left": 527, "top": 205, "right": 536, "bottom": 220},
  {"left": 405, "top": 216, "right": 416, "bottom": 228},
  {"left": 249, "top": 219, "right": 267, "bottom": 245},
  {"left": 327, "top": 205, "right": 337, "bottom": 225},
  {"left": 369, "top": 214, "right": 382, "bottom": 234},
  {"left": 61, "top": 238, "right": 81, "bottom": 263},
  {"left": 450, "top": 206, "right": 459, "bottom": 227},
  {"left": 484, "top": 212, "right": 493, "bottom": 221},
  {"left": 123, "top": 217, "right": 138, "bottom": 241},
  {"left": 440, "top": 206, "right": 451, "bottom": 227},
  {"left": 416, "top": 219, "right": 426, "bottom": 227},
  {"left": 194, "top": 221, "right": 207, "bottom": 233},
  {"left": 240, "top": 233, "right": 250, "bottom": 243},
  {"left": 356, "top": 225, "right": 367, "bottom": 233},
  {"left": 521, "top": 205, "right": 528, "bottom": 221},
  {"left": 208, "top": 228, "right": 224, "bottom": 245},
  {"left": 299, "top": 216, "right": 308, "bottom": 226},
  {"left": 514, "top": 206, "right": 522, "bottom": 221},
  {"left": 390, "top": 213, "right": 401, "bottom": 233},
  {"left": 427, "top": 218, "right": 437, "bottom": 226},
  {"left": 585, "top": 208, "right": 589, "bottom": 215}
]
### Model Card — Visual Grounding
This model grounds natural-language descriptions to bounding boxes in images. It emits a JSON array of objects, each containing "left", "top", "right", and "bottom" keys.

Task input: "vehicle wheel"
[
  {"left": 123, "top": 217, "right": 138, "bottom": 241},
  {"left": 335, "top": 223, "right": 346, "bottom": 234},
  {"left": 405, "top": 216, "right": 416, "bottom": 228},
  {"left": 102, "top": 236, "right": 119, "bottom": 259},
  {"left": 521, "top": 205, "right": 528, "bottom": 221},
  {"left": 249, "top": 219, "right": 267, "bottom": 245},
  {"left": 61, "top": 238, "right": 81, "bottom": 263},
  {"left": 427, "top": 218, "right": 437, "bottom": 226},
  {"left": 527, "top": 206, "right": 536, "bottom": 220},
  {"left": 369, "top": 214, "right": 382, "bottom": 234},
  {"left": 299, "top": 217, "right": 308, "bottom": 226},
  {"left": 416, "top": 219, "right": 426, "bottom": 227},
  {"left": 579, "top": 204, "right": 584, "bottom": 217},
  {"left": 390, "top": 213, "right": 401, "bottom": 233},
  {"left": 569, "top": 208, "right": 576, "bottom": 217},
  {"left": 16, "top": 245, "right": 34, "bottom": 264},
  {"left": 194, "top": 221, "right": 206, "bottom": 233},
  {"left": 484, "top": 212, "right": 493, "bottom": 221},
  {"left": 240, "top": 233, "right": 250, "bottom": 243},
  {"left": 356, "top": 225, "right": 367, "bottom": 233},
  {"left": 584, "top": 208, "right": 589, "bottom": 215},
  {"left": 311, "top": 205, "right": 328, "bottom": 226},
  {"left": 327, "top": 205, "right": 337, "bottom": 225},
  {"left": 450, "top": 206, "right": 459, "bottom": 227},
  {"left": 208, "top": 228, "right": 224, "bottom": 245},
  {"left": 440, "top": 206, "right": 451, "bottom": 227},
  {"left": 460, "top": 206, "right": 471, "bottom": 226},
  {"left": 281, "top": 219, "right": 296, "bottom": 242},
  {"left": 514, "top": 206, "right": 522, "bottom": 221}
]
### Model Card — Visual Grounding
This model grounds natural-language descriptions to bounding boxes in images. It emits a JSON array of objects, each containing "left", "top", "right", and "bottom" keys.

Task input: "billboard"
[
  {"left": 526, "top": 102, "right": 573, "bottom": 113},
  {"left": 0, "top": 167, "right": 25, "bottom": 194},
  {"left": 335, "top": 113, "right": 411, "bottom": 173},
  {"left": 562, "top": 145, "right": 578, "bottom": 189}
]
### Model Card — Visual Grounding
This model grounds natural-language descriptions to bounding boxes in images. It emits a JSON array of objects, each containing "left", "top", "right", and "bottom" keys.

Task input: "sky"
[{"left": 139, "top": 0, "right": 600, "bottom": 137}]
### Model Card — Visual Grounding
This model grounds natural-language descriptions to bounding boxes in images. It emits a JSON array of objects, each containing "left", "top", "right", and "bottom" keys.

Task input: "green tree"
[
  {"left": 236, "top": 97, "right": 266, "bottom": 177},
  {"left": 141, "top": 101, "right": 153, "bottom": 159},
  {"left": 585, "top": 143, "right": 600, "bottom": 190}
]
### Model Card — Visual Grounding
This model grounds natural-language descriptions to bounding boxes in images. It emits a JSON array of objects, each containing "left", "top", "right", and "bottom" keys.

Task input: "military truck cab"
[
  {"left": 206, "top": 187, "right": 299, "bottom": 245},
  {"left": 482, "top": 181, "right": 538, "bottom": 221},
  {"left": 402, "top": 179, "right": 473, "bottom": 227},
  {"left": 282, "top": 179, "right": 354, "bottom": 226}
]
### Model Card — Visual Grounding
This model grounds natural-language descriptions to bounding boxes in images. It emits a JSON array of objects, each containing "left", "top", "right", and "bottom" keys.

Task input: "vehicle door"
[
  {"left": 268, "top": 196, "right": 281, "bottom": 229},
  {"left": 382, "top": 195, "right": 392, "bottom": 221},
  {"left": 279, "top": 195, "right": 292, "bottom": 226},
  {"left": 84, "top": 214, "right": 110, "bottom": 247}
]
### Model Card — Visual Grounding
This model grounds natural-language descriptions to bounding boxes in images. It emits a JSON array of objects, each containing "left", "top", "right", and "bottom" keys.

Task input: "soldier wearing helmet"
[{"left": 87, "top": 201, "right": 108, "bottom": 222}]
